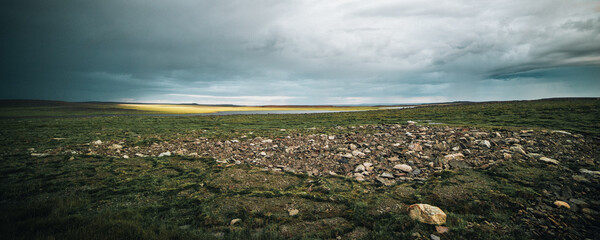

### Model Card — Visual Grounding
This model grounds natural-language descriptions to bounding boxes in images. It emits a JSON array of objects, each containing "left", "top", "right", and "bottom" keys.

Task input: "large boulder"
[{"left": 407, "top": 204, "right": 447, "bottom": 225}]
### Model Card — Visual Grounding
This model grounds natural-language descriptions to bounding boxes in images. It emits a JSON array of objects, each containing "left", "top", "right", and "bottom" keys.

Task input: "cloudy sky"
[{"left": 1, "top": 0, "right": 599, "bottom": 105}]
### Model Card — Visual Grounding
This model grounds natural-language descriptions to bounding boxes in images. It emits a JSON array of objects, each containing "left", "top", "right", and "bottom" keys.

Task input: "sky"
[{"left": 1, "top": 0, "right": 599, "bottom": 105}]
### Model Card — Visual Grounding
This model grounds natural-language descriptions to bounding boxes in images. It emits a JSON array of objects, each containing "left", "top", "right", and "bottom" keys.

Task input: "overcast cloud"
[{"left": 1, "top": 0, "right": 599, "bottom": 105}]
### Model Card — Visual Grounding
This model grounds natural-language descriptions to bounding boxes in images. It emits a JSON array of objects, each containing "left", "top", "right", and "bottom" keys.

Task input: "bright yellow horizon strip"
[{"left": 117, "top": 104, "right": 381, "bottom": 114}]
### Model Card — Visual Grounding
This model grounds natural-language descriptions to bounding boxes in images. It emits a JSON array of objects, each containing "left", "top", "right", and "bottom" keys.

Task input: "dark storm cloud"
[{"left": 1, "top": 0, "right": 599, "bottom": 104}]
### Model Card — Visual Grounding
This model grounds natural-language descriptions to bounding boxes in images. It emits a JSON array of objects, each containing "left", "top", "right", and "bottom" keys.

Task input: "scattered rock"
[
  {"left": 31, "top": 153, "right": 49, "bottom": 157},
  {"left": 230, "top": 218, "right": 241, "bottom": 226},
  {"left": 83, "top": 124, "right": 597, "bottom": 184},
  {"left": 552, "top": 130, "right": 571, "bottom": 135},
  {"left": 158, "top": 151, "right": 171, "bottom": 157},
  {"left": 430, "top": 234, "right": 441, "bottom": 240},
  {"left": 444, "top": 153, "right": 464, "bottom": 161},
  {"left": 380, "top": 172, "right": 394, "bottom": 178},
  {"left": 354, "top": 164, "right": 366, "bottom": 172},
  {"left": 352, "top": 150, "right": 365, "bottom": 157},
  {"left": 479, "top": 140, "right": 491, "bottom": 148},
  {"left": 109, "top": 144, "right": 123, "bottom": 150},
  {"left": 554, "top": 201, "right": 570, "bottom": 209},
  {"left": 539, "top": 157, "right": 559, "bottom": 165},
  {"left": 394, "top": 164, "right": 413, "bottom": 173},
  {"left": 376, "top": 176, "right": 395, "bottom": 186},
  {"left": 510, "top": 145, "right": 526, "bottom": 155},
  {"left": 411, "top": 168, "right": 422, "bottom": 177},
  {"left": 288, "top": 209, "right": 299, "bottom": 216},
  {"left": 407, "top": 204, "right": 447, "bottom": 225},
  {"left": 580, "top": 169, "right": 600, "bottom": 176},
  {"left": 353, "top": 173, "right": 365, "bottom": 181},
  {"left": 408, "top": 142, "right": 422, "bottom": 151},
  {"left": 93, "top": 140, "right": 103, "bottom": 145}
]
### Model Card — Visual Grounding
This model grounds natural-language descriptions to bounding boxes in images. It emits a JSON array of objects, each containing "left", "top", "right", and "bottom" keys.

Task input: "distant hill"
[
  {"left": 1, "top": 97, "right": 598, "bottom": 108},
  {"left": 0, "top": 99, "right": 70, "bottom": 107}
]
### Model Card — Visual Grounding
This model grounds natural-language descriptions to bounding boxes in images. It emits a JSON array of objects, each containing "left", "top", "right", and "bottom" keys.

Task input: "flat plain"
[{"left": 0, "top": 98, "right": 599, "bottom": 239}]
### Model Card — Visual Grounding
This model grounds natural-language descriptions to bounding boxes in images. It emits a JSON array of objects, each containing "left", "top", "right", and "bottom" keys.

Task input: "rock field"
[{"left": 43, "top": 122, "right": 599, "bottom": 185}]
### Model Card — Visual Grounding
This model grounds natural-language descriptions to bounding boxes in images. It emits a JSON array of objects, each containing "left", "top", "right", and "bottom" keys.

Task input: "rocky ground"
[
  {"left": 17, "top": 121, "right": 600, "bottom": 239},
  {"left": 45, "top": 122, "right": 598, "bottom": 185}
]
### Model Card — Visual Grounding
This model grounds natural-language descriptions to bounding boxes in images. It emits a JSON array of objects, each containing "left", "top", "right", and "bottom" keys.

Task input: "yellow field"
[{"left": 117, "top": 104, "right": 381, "bottom": 114}]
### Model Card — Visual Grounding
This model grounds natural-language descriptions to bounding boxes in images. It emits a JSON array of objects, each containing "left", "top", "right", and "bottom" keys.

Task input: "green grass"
[
  {"left": 1, "top": 98, "right": 599, "bottom": 239},
  {"left": 3, "top": 153, "right": 577, "bottom": 239}
]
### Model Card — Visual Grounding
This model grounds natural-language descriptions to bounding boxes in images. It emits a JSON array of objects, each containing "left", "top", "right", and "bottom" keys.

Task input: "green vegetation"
[
  {"left": 1, "top": 98, "right": 599, "bottom": 239},
  {"left": 1, "top": 153, "right": 594, "bottom": 239}
]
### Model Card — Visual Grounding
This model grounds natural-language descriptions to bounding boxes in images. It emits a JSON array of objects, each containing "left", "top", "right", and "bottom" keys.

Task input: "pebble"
[
  {"left": 554, "top": 200, "right": 570, "bottom": 209},
  {"left": 394, "top": 164, "right": 413, "bottom": 173},
  {"left": 230, "top": 218, "right": 241, "bottom": 225},
  {"left": 444, "top": 153, "right": 464, "bottom": 160},
  {"left": 540, "top": 157, "right": 559, "bottom": 165},
  {"left": 158, "top": 151, "right": 171, "bottom": 157},
  {"left": 288, "top": 209, "right": 299, "bottom": 216},
  {"left": 510, "top": 145, "right": 526, "bottom": 155},
  {"left": 380, "top": 172, "right": 394, "bottom": 178},
  {"left": 354, "top": 165, "right": 366, "bottom": 172},
  {"left": 479, "top": 140, "right": 491, "bottom": 148}
]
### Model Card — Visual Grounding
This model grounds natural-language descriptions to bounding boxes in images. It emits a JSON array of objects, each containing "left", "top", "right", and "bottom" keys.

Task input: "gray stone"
[
  {"left": 411, "top": 168, "right": 422, "bottom": 177},
  {"left": 430, "top": 234, "right": 441, "bottom": 240}
]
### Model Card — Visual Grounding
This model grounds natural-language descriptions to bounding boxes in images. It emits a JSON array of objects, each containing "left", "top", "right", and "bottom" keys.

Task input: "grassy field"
[
  {"left": 116, "top": 104, "right": 380, "bottom": 114},
  {"left": 0, "top": 98, "right": 599, "bottom": 239},
  {"left": 0, "top": 101, "right": 380, "bottom": 117}
]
